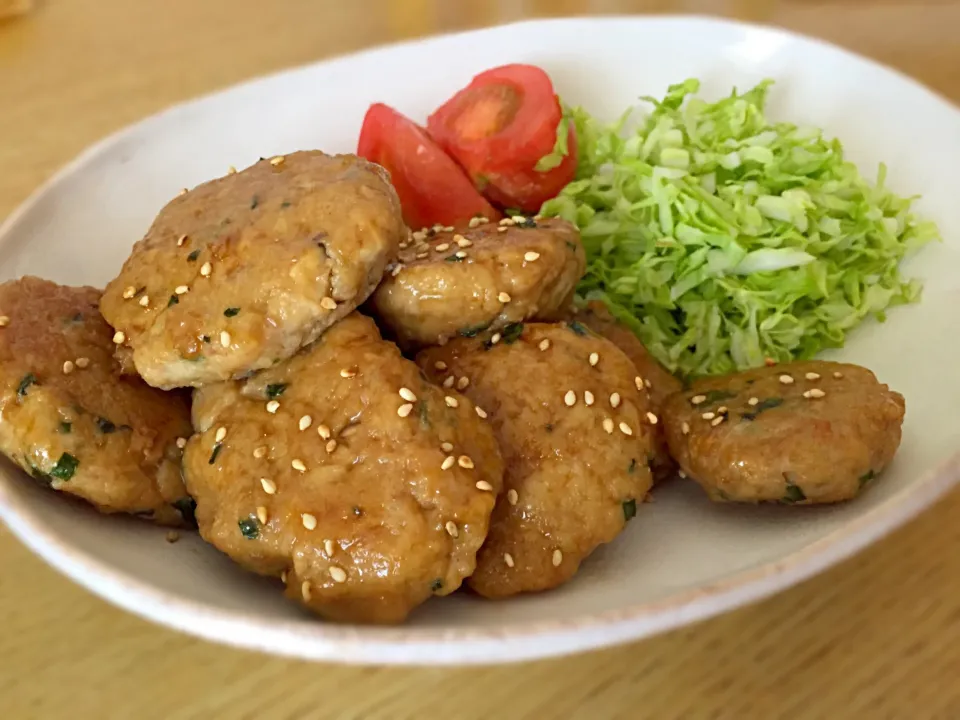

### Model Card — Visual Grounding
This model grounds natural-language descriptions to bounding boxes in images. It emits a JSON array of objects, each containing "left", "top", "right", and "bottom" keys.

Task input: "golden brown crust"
[
  {"left": 417, "top": 322, "right": 654, "bottom": 599},
  {"left": 661, "top": 360, "right": 905, "bottom": 504},
  {"left": 370, "top": 217, "right": 584, "bottom": 350},
  {"left": 183, "top": 313, "right": 503, "bottom": 624},
  {"left": 0, "top": 277, "right": 192, "bottom": 525},
  {"left": 101, "top": 151, "right": 405, "bottom": 389}
]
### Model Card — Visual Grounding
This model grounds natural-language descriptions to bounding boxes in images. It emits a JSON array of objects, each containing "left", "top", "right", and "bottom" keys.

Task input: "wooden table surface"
[{"left": 3, "top": 1, "right": 960, "bottom": 717}]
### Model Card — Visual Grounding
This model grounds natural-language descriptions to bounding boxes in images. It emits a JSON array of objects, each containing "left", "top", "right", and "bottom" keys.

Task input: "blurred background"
[{"left": 3, "top": 1, "right": 960, "bottom": 718}]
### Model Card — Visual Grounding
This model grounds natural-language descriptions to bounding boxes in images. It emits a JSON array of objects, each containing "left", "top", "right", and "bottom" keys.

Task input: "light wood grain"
[{"left": 2, "top": 1, "right": 960, "bottom": 718}]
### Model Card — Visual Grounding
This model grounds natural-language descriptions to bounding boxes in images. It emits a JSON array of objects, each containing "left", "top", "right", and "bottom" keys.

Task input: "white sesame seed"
[
  {"left": 499, "top": 217, "right": 515, "bottom": 226},
  {"left": 490, "top": 333, "right": 501, "bottom": 345},
  {"left": 301, "top": 581, "right": 312, "bottom": 600},
  {"left": 324, "top": 539, "right": 335, "bottom": 556},
  {"left": 256, "top": 506, "right": 268, "bottom": 524},
  {"left": 748, "top": 397, "right": 759, "bottom": 406},
  {"left": 646, "top": 412, "right": 659, "bottom": 425},
  {"left": 391, "top": 264, "right": 404, "bottom": 277},
  {"left": 679, "top": 470, "right": 687, "bottom": 479},
  {"left": 475, "top": 480, "right": 494, "bottom": 492},
  {"left": 329, "top": 566, "right": 347, "bottom": 583},
  {"left": 619, "top": 422, "right": 634, "bottom": 436},
  {"left": 805, "top": 372, "right": 821, "bottom": 381},
  {"left": 691, "top": 395, "right": 706, "bottom": 405},
  {"left": 645, "top": 379, "right": 652, "bottom": 389},
  {"left": 475, "top": 406, "right": 488, "bottom": 419},
  {"left": 456, "top": 237, "right": 472, "bottom": 248},
  {"left": 397, "top": 403, "right": 414, "bottom": 418},
  {"left": 443, "top": 226, "right": 455, "bottom": 232},
  {"left": 291, "top": 459, "right": 306, "bottom": 472},
  {"left": 176, "top": 437, "right": 187, "bottom": 449},
  {"left": 589, "top": 352, "right": 599, "bottom": 367},
  {"left": 635, "top": 376, "right": 644, "bottom": 391},
  {"left": 413, "top": 230, "right": 426, "bottom": 241},
  {"left": 603, "top": 418, "right": 615, "bottom": 434},
  {"left": 320, "top": 297, "right": 338, "bottom": 311},
  {"left": 122, "top": 286, "right": 136, "bottom": 299},
  {"left": 138, "top": 295, "right": 150, "bottom": 307},
  {"left": 457, "top": 376, "right": 470, "bottom": 390},
  {"left": 200, "top": 262, "right": 212, "bottom": 277},
  {"left": 539, "top": 339, "right": 551, "bottom": 351},
  {"left": 702, "top": 412, "right": 716, "bottom": 420},
  {"left": 228, "top": 165, "right": 237, "bottom": 175},
  {"left": 513, "top": 215, "right": 527, "bottom": 224},
  {"left": 298, "top": 415, "right": 312, "bottom": 431},
  {"left": 468, "top": 217, "right": 482, "bottom": 228},
  {"left": 552, "top": 549, "right": 563, "bottom": 567},
  {"left": 177, "top": 234, "right": 187, "bottom": 246},
  {"left": 260, "top": 478, "right": 276, "bottom": 494},
  {"left": 584, "top": 390, "right": 595, "bottom": 406},
  {"left": 445, "top": 395, "right": 459, "bottom": 408},
  {"left": 325, "top": 439, "right": 337, "bottom": 453},
  {"left": 564, "top": 390, "right": 577, "bottom": 407},
  {"left": 434, "top": 360, "right": 448, "bottom": 371},
  {"left": 711, "top": 415, "right": 725, "bottom": 427},
  {"left": 220, "top": 330, "right": 231, "bottom": 347},
  {"left": 524, "top": 251, "right": 540, "bottom": 262},
  {"left": 302, "top": 513, "right": 317, "bottom": 530},
  {"left": 445, "top": 521, "right": 459, "bottom": 538},
  {"left": 175, "top": 284, "right": 189, "bottom": 295},
  {"left": 443, "top": 375, "right": 455, "bottom": 389},
  {"left": 270, "top": 155, "right": 285, "bottom": 166},
  {"left": 455, "top": 251, "right": 467, "bottom": 259},
  {"left": 718, "top": 406, "right": 728, "bottom": 414},
  {"left": 458, "top": 455, "right": 474, "bottom": 469},
  {"left": 504, "top": 553, "right": 515, "bottom": 568},
  {"left": 416, "top": 252, "right": 429, "bottom": 259},
  {"left": 399, "top": 387, "right": 417, "bottom": 402},
  {"left": 253, "top": 446, "right": 267, "bottom": 459},
  {"left": 804, "top": 388, "right": 827, "bottom": 399},
  {"left": 441, "top": 442, "right": 454, "bottom": 452},
  {"left": 779, "top": 374, "right": 795, "bottom": 385},
  {"left": 497, "top": 226, "right": 508, "bottom": 233},
  {"left": 610, "top": 392, "right": 621, "bottom": 409},
  {"left": 441, "top": 456, "right": 456, "bottom": 471},
  {"left": 434, "top": 243, "right": 450, "bottom": 252},
  {"left": 681, "top": 422, "right": 690, "bottom": 435},
  {"left": 340, "top": 367, "right": 357, "bottom": 378},
  {"left": 507, "top": 489, "right": 519, "bottom": 505},
  {"left": 498, "top": 292, "right": 512, "bottom": 303},
  {"left": 112, "top": 331, "right": 125, "bottom": 344},
  {"left": 834, "top": 371, "right": 844, "bottom": 379},
  {"left": 266, "top": 400, "right": 280, "bottom": 414},
  {"left": 0, "top": 316, "right": 9, "bottom": 327},
  {"left": 75, "top": 357, "right": 90, "bottom": 368},
  {"left": 62, "top": 360, "right": 75, "bottom": 375},
  {"left": 317, "top": 424, "right": 331, "bottom": 440},
  {"left": 215, "top": 426, "right": 227, "bottom": 443}
]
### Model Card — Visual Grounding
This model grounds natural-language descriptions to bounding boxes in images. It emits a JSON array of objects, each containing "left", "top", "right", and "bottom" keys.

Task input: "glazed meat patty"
[
  {"left": 662, "top": 360, "right": 905, "bottom": 504},
  {"left": 0, "top": 278, "right": 193, "bottom": 525},
  {"left": 183, "top": 313, "right": 503, "bottom": 624},
  {"left": 370, "top": 216, "right": 584, "bottom": 350},
  {"left": 417, "top": 321, "right": 655, "bottom": 599},
  {"left": 101, "top": 151, "right": 405, "bottom": 389},
  {"left": 574, "top": 301, "right": 683, "bottom": 482}
]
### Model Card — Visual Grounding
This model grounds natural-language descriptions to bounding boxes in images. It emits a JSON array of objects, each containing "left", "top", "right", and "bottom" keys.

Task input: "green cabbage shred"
[{"left": 541, "top": 78, "right": 939, "bottom": 377}]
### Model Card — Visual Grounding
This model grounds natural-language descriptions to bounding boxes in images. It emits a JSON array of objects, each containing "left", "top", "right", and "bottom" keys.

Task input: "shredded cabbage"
[{"left": 541, "top": 79, "right": 939, "bottom": 377}]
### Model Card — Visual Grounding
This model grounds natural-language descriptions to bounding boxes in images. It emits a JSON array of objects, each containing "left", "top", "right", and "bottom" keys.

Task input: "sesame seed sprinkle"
[
  {"left": 681, "top": 422, "right": 690, "bottom": 435},
  {"left": 324, "top": 539, "right": 335, "bottom": 556},
  {"left": 174, "top": 285, "right": 189, "bottom": 295},
  {"left": 691, "top": 395, "right": 706, "bottom": 405},
  {"left": 397, "top": 403, "right": 414, "bottom": 418},
  {"left": 455, "top": 251, "right": 467, "bottom": 259},
  {"left": 62, "top": 360, "right": 74, "bottom": 375},
  {"left": 635, "top": 376, "right": 644, "bottom": 391},
  {"left": 220, "top": 330, "right": 231, "bottom": 347},
  {"left": 291, "top": 459, "right": 306, "bottom": 472},
  {"left": 441, "top": 442, "right": 454, "bottom": 452},
  {"left": 748, "top": 397, "right": 759, "bottom": 406},
  {"left": 266, "top": 400, "right": 280, "bottom": 413},
  {"left": 456, "top": 236, "right": 472, "bottom": 248},
  {"left": 457, "top": 376, "right": 470, "bottom": 390},
  {"left": 646, "top": 412, "right": 659, "bottom": 425},
  {"left": 507, "top": 489, "right": 519, "bottom": 505},
  {"left": 619, "top": 422, "right": 634, "bottom": 436},
  {"left": 504, "top": 553, "right": 515, "bottom": 568},
  {"left": 584, "top": 390, "right": 595, "bottom": 406},
  {"left": 320, "top": 297, "right": 338, "bottom": 311},
  {"left": 702, "top": 412, "right": 716, "bottom": 420},
  {"left": 718, "top": 406, "right": 728, "bottom": 414},
  {"left": 413, "top": 230, "right": 426, "bottom": 241},
  {"left": 779, "top": 374, "right": 795, "bottom": 385},
  {"left": 806, "top": 372, "right": 821, "bottom": 381},
  {"left": 301, "top": 581, "right": 312, "bottom": 600},
  {"left": 498, "top": 292, "right": 511, "bottom": 303},
  {"left": 524, "top": 251, "right": 540, "bottom": 262},
  {"left": 391, "top": 264, "right": 404, "bottom": 277},
  {"left": 75, "top": 357, "right": 90, "bottom": 368},
  {"left": 138, "top": 295, "right": 150, "bottom": 307},
  {"left": 445, "top": 521, "right": 459, "bottom": 538},
  {"left": 552, "top": 549, "right": 563, "bottom": 567},
  {"left": 227, "top": 165, "right": 237, "bottom": 174},
  {"left": 679, "top": 470, "right": 687, "bottom": 479},
  {"left": 610, "top": 392, "right": 621, "bottom": 408},
  {"left": 589, "top": 352, "right": 599, "bottom": 367},
  {"left": 260, "top": 478, "right": 276, "bottom": 494},
  {"left": 444, "top": 226, "right": 455, "bottom": 232},
  {"left": 490, "top": 333, "right": 501, "bottom": 345},
  {"left": 325, "top": 439, "right": 337, "bottom": 453},
  {"left": 539, "top": 339, "right": 551, "bottom": 351},
  {"left": 340, "top": 367, "right": 357, "bottom": 378},
  {"left": 302, "top": 513, "right": 317, "bottom": 530},
  {"left": 443, "top": 375, "right": 455, "bottom": 389},
  {"left": 399, "top": 387, "right": 417, "bottom": 402},
  {"left": 434, "top": 243, "right": 450, "bottom": 252},
  {"left": 176, "top": 437, "right": 187, "bottom": 449},
  {"left": 445, "top": 395, "right": 459, "bottom": 408},
  {"left": 499, "top": 217, "right": 515, "bottom": 226},
  {"left": 564, "top": 390, "right": 577, "bottom": 407},
  {"left": 476, "top": 480, "right": 494, "bottom": 492},
  {"left": 834, "top": 371, "right": 844, "bottom": 379},
  {"left": 317, "top": 424, "right": 331, "bottom": 440},
  {"left": 603, "top": 418, "right": 614, "bottom": 434},
  {"left": 253, "top": 446, "right": 267, "bottom": 458},
  {"left": 468, "top": 217, "right": 482, "bottom": 228},
  {"left": 177, "top": 234, "right": 187, "bottom": 246},
  {"left": 497, "top": 226, "right": 508, "bottom": 233},
  {"left": 122, "top": 286, "right": 136, "bottom": 299},
  {"left": 711, "top": 415, "right": 726, "bottom": 427},
  {"left": 270, "top": 155, "right": 285, "bottom": 166},
  {"left": 112, "top": 331, "right": 126, "bottom": 344},
  {"left": 434, "top": 360, "right": 447, "bottom": 371},
  {"left": 416, "top": 252, "right": 429, "bottom": 259},
  {"left": 458, "top": 455, "right": 474, "bottom": 469},
  {"left": 298, "top": 415, "right": 312, "bottom": 431},
  {"left": 200, "top": 262, "right": 212, "bottom": 277},
  {"left": 215, "top": 427, "right": 227, "bottom": 443},
  {"left": 330, "top": 566, "right": 348, "bottom": 583},
  {"left": 441, "top": 456, "right": 456, "bottom": 471},
  {"left": 804, "top": 388, "right": 827, "bottom": 399},
  {"left": 475, "top": 406, "right": 488, "bottom": 419},
  {"left": 256, "top": 506, "right": 268, "bottom": 524}
]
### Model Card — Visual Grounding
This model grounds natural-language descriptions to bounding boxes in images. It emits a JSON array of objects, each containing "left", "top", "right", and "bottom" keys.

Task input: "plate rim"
[{"left": 2, "top": 13, "right": 959, "bottom": 665}]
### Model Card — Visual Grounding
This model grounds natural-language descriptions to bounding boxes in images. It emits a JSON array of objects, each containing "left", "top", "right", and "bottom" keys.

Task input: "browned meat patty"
[
  {"left": 370, "top": 216, "right": 584, "bottom": 350},
  {"left": 183, "top": 313, "right": 503, "bottom": 624},
  {"left": 662, "top": 360, "right": 905, "bottom": 504},
  {"left": 574, "top": 300, "right": 683, "bottom": 482},
  {"left": 417, "top": 321, "right": 655, "bottom": 599},
  {"left": 101, "top": 151, "right": 405, "bottom": 389},
  {"left": 0, "top": 277, "right": 193, "bottom": 525}
]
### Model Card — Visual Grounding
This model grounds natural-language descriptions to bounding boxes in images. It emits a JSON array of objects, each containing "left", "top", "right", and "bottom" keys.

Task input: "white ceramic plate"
[{"left": 2, "top": 15, "right": 959, "bottom": 666}]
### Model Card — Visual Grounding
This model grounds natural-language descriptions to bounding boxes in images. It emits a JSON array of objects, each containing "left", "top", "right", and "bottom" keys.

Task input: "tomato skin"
[
  {"left": 357, "top": 103, "right": 499, "bottom": 230},
  {"left": 427, "top": 64, "right": 577, "bottom": 212}
]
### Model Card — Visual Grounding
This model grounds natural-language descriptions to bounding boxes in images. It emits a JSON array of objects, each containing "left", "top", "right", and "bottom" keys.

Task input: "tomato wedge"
[
  {"left": 427, "top": 64, "right": 577, "bottom": 213},
  {"left": 357, "top": 103, "right": 499, "bottom": 230}
]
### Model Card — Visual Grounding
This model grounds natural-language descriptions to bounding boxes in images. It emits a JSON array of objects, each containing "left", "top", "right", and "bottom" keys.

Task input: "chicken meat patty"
[
  {"left": 370, "top": 216, "right": 584, "bottom": 350},
  {"left": 0, "top": 278, "right": 193, "bottom": 525},
  {"left": 573, "top": 301, "right": 682, "bottom": 482},
  {"left": 662, "top": 360, "right": 905, "bottom": 504},
  {"left": 183, "top": 313, "right": 503, "bottom": 624},
  {"left": 417, "top": 321, "right": 655, "bottom": 598},
  {"left": 101, "top": 151, "right": 405, "bottom": 389}
]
